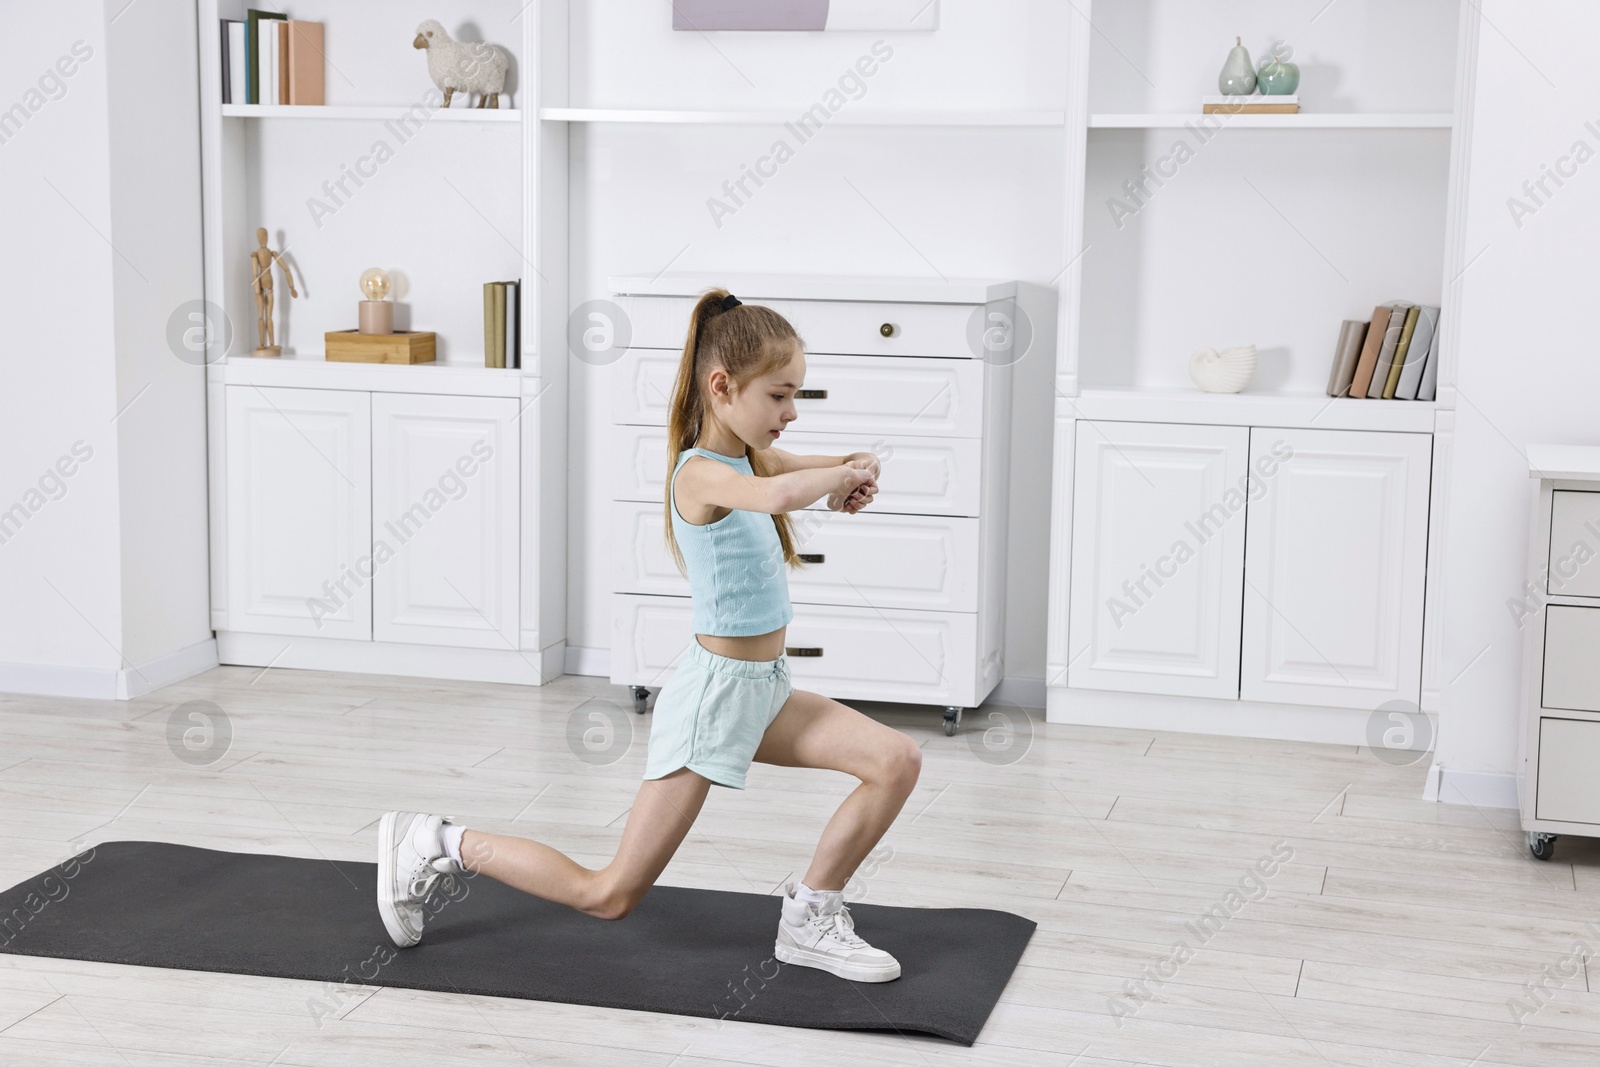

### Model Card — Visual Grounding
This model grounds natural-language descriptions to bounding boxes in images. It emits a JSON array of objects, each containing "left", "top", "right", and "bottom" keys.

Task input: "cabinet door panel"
[
  {"left": 1240, "top": 428, "right": 1431, "bottom": 708},
  {"left": 372, "top": 394, "right": 519, "bottom": 649},
  {"left": 225, "top": 386, "right": 371, "bottom": 639},
  {"left": 1068, "top": 421, "right": 1249, "bottom": 698}
]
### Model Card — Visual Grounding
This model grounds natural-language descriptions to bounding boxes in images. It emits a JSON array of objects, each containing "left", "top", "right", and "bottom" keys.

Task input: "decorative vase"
[
  {"left": 1190, "top": 344, "right": 1258, "bottom": 393},
  {"left": 1217, "top": 36, "right": 1256, "bottom": 95},
  {"left": 1257, "top": 52, "right": 1300, "bottom": 94}
]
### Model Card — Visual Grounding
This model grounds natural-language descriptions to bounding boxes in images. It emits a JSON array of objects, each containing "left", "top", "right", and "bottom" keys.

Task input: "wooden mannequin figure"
[{"left": 250, "top": 227, "right": 298, "bottom": 357}]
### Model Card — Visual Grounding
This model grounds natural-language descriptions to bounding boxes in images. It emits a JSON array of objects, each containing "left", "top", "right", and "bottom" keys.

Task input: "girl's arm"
[
  {"left": 680, "top": 456, "right": 876, "bottom": 516},
  {"left": 770, "top": 446, "right": 881, "bottom": 479}
]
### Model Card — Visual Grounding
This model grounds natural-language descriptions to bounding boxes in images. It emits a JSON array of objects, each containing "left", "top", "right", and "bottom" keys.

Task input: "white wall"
[
  {"left": 564, "top": 2, "right": 1073, "bottom": 700},
  {"left": 1434, "top": 0, "right": 1600, "bottom": 805},
  {"left": 0, "top": 0, "right": 210, "bottom": 698}
]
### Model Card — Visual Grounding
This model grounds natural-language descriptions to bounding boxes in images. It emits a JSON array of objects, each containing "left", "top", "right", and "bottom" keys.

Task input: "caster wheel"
[
  {"left": 630, "top": 686, "right": 651, "bottom": 715},
  {"left": 943, "top": 706, "right": 963, "bottom": 737},
  {"left": 1528, "top": 831, "right": 1558, "bottom": 861}
]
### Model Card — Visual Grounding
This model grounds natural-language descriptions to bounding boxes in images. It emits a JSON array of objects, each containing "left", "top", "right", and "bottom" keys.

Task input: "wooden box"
[{"left": 324, "top": 330, "right": 436, "bottom": 364}]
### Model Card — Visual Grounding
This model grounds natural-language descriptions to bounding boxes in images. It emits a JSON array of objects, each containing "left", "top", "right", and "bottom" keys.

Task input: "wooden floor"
[{"left": 1, "top": 665, "right": 1596, "bottom": 1066}]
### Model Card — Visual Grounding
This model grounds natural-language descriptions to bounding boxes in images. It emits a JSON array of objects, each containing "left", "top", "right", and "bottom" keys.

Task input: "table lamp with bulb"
[{"left": 358, "top": 267, "right": 393, "bottom": 334}]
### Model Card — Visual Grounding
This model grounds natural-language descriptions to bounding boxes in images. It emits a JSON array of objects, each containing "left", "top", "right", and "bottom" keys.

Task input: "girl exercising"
[{"left": 378, "top": 287, "right": 923, "bottom": 982}]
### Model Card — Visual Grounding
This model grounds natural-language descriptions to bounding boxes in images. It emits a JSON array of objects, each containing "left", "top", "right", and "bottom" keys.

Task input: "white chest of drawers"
[
  {"left": 1519, "top": 445, "right": 1600, "bottom": 861},
  {"left": 604, "top": 273, "right": 1053, "bottom": 734}
]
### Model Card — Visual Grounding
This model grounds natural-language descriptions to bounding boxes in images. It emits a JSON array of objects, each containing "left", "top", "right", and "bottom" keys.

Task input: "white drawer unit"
[
  {"left": 606, "top": 273, "right": 1054, "bottom": 733},
  {"left": 1519, "top": 447, "right": 1600, "bottom": 861}
]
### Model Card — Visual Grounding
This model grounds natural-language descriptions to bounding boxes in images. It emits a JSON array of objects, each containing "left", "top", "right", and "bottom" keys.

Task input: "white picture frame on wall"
[{"left": 672, "top": 0, "right": 937, "bottom": 31}]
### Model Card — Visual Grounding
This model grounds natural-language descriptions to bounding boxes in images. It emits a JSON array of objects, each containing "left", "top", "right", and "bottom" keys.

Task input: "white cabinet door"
[
  {"left": 225, "top": 386, "right": 372, "bottom": 639},
  {"left": 1068, "top": 421, "right": 1249, "bottom": 698},
  {"left": 371, "top": 394, "right": 520, "bottom": 649},
  {"left": 1240, "top": 427, "right": 1431, "bottom": 709}
]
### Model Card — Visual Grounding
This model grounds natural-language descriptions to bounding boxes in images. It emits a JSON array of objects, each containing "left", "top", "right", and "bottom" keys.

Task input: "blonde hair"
[{"left": 664, "top": 287, "right": 803, "bottom": 576}]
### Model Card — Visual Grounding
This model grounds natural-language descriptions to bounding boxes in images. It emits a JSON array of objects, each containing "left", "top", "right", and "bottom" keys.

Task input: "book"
[
  {"left": 1349, "top": 304, "right": 1393, "bottom": 399},
  {"left": 245, "top": 9, "right": 284, "bottom": 105},
  {"left": 1416, "top": 320, "right": 1442, "bottom": 401},
  {"left": 1382, "top": 304, "right": 1420, "bottom": 398},
  {"left": 1325, "top": 319, "right": 1369, "bottom": 397},
  {"left": 220, "top": 20, "right": 235, "bottom": 103},
  {"left": 285, "top": 21, "right": 324, "bottom": 105},
  {"left": 227, "top": 21, "right": 246, "bottom": 104},
  {"left": 491, "top": 282, "right": 506, "bottom": 368},
  {"left": 261, "top": 14, "right": 276, "bottom": 105},
  {"left": 1394, "top": 305, "right": 1438, "bottom": 400},
  {"left": 1202, "top": 94, "right": 1299, "bottom": 115},
  {"left": 1203, "top": 95, "right": 1299, "bottom": 105},
  {"left": 1367, "top": 301, "right": 1413, "bottom": 398},
  {"left": 503, "top": 282, "right": 514, "bottom": 369},
  {"left": 509, "top": 279, "right": 521, "bottom": 369},
  {"left": 483, "top": 282, "right": 498, "bottom": 368},
  {"left": 277, "top": 20, "right": 291, "bottom": 104}
]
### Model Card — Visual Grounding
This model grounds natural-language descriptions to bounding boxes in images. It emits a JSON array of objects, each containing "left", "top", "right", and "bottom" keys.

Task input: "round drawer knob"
[{"left": 879, "top": 322, "right": 896, "bottom": 338}]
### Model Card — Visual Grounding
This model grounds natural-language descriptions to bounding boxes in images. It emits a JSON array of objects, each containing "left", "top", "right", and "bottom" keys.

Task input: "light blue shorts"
[{"left": 642, "top": 637, "right": 794, "bottom": 790}]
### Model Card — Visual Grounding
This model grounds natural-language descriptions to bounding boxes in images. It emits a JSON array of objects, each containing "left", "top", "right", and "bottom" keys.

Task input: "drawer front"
[
  {"left": 613, "top": 424, "right": 982, "bottom": 517},
  {"left": 610, "top": 593, "right": 976, "bottom": 704},
  {"left": 1549, "top": 491, "right": 1600, "bottom": 598},
  {"left": 612, "top": 500, "right": 980, "bottom": 611},
  {"left": 1544, "top": 605, "right": 1600, "bottom": 712},
  {"left": 618, "top": 295, "right": 980, "bottom": 359},
  {"left": 1537, "top": 716, "right": 1600, "bottom": 823},
  {"left": 611, "top": 349, "right": 984, "bottom": 438}
]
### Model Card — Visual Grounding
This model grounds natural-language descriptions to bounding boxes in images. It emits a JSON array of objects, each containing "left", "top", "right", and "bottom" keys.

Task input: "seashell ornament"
[{"left": 1189, "top": 344, "right": 1258, "bottom": 393}]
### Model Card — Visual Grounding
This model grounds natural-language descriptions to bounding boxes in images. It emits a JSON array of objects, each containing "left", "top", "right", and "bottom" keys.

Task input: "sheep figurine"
[{"left": 412, "top": 20, "right": 508, "bottom": 109}]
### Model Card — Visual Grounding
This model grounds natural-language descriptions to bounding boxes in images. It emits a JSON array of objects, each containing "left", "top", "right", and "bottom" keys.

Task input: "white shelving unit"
[
  {"left": 196, "top": 0, "right": 569, "bottom": 685},
  {"left": 1045, "top": 0, "right": 1479, "bottom": 743}
]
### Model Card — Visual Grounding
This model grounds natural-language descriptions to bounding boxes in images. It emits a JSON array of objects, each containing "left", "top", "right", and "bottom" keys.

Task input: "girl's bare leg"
[
  {"left": 457, "top": 767, "right": 713, "bottom": 920},
  {"left": 751, "top": 689, "right": 923, "bottom": 890}
]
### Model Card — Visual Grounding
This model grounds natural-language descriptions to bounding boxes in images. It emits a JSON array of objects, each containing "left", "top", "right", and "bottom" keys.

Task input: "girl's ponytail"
[{"left": 663, "top": 287, "right": 803, "bottom": 576}]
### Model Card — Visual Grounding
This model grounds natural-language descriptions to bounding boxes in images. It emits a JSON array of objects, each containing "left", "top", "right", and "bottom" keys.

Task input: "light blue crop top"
[{"left": 670, "top": 447, "right": 794, "bottom": 637}]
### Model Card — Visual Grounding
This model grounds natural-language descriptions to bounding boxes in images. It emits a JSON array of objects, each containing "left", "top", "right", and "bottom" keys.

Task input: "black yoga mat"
[{"left": 0, "top": 841, "right": 1035, "bottom": 1046}]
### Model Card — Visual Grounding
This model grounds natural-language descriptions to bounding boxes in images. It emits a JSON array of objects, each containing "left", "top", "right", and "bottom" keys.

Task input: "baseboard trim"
[
  {"left": 118, "top": 637, "right": 219, "bottom": 699},
  {"left": 0, "top": 638, "right": 218, "bottom": 702},
  {"left": 0, "top": 661, "right": 119, "bottom": 700},
  {"left": 1046, "top": 685, "right": 1440, "bottom": 750},
  {"left": 565, "top": 643, "right": 610, "bottom": 680},
  {"left": 1433, "top": 765, "right": 1519, "bottom": 810},
  {"left": 218, "top": 632, "right": 564, "bottom": 687}
]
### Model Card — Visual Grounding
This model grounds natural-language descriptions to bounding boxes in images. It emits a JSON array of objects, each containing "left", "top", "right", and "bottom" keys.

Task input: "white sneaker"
[
  {"left": 377, "top": 811, "right": 463, "bottom": 948},
  {"left": 774, "top": 879, "right": 901, "bottom": 982}
]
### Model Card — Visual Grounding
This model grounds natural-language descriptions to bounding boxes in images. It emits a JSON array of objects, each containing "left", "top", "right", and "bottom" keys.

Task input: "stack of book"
[
  {"left": 1325, "top": 301, "right": 1441, "bottom": 400},
  {"left": 220, "top": 11, "right": 324, "bottom": 105},
  {"left": 1201, "top": 94, "right": 1299, "bottom": 115},
  {"left": 483, "top": 280, "right": 522, "bottom": 369}
]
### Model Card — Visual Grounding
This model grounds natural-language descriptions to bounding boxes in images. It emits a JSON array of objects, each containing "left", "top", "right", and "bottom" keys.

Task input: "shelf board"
[
  {"left": 1062, "top": 387, "right": 1439, "bottom": 433},
  {"left": 221, "top": 104, "right": 521, "bottom": 123},
  {"left": 216, "top": 352, "right": 529, "bottom": 397},
  {"left": 539, "top": 107, "right": 1064, "bottom": 127},
  {"left": 1089, "top": 112, "right": 1453, "bottom": 129}
]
